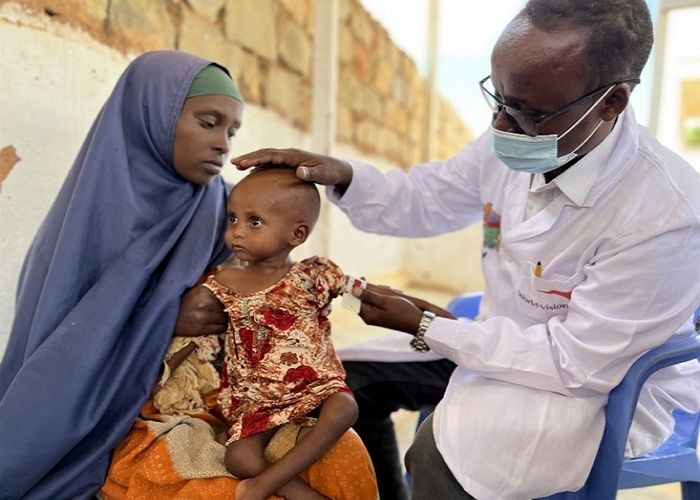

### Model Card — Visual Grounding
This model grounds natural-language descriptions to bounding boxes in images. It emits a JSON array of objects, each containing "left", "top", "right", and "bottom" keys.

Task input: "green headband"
[{"left": 187, "top": 64, "right": 243, "bottom": 102}]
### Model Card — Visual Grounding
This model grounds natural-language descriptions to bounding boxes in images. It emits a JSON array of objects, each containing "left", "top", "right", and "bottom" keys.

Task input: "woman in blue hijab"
[{"left": 0, "top": 50, "right": 243, "bottom": 498}]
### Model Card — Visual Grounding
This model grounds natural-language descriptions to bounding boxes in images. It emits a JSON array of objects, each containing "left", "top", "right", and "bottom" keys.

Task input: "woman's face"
[{"left": 172, "top": 94, "right": 243, "bottom": 185}]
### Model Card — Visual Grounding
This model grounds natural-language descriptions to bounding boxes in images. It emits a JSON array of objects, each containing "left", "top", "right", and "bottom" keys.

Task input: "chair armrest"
[{"left": 586, "top": 334, "right": 700, "bottom": 495}]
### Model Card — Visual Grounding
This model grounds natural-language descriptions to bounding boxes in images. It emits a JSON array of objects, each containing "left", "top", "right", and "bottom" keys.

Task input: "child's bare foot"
[
  {"left": 237, "top": 477, "right": 328, "bottom": 500},
  {"left": 276, "top": 478, "right": 329, "bottom": 500},
  {"left": 235, "top": 478, "right": 266, "bottom": 500}
]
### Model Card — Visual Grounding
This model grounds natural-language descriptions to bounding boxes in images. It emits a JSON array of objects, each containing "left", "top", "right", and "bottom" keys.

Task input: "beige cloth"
[{"left": 154, "top": 336, "right": 221, "bottom": 415}]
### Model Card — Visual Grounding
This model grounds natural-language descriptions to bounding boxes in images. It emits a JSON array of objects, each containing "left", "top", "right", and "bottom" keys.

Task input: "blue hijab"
[{"left": 0, "top": 51, "right": 234, "bottom": 498}]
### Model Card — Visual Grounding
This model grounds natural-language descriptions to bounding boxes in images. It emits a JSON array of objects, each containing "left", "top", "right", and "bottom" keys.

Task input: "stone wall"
[
  {"left": 337, "top": 0, "right": 471, "bottom": 164},
  {"left": 3, "top": 0, "right": 472, "bottom": 167},
  {"left": 0, "top": 1, "right": 486, "bottom": 357}
]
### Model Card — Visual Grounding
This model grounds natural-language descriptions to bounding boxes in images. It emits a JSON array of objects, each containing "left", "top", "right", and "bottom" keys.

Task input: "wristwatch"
[{"left": 410, "top": 310, "right": 436, "bottom": 352}]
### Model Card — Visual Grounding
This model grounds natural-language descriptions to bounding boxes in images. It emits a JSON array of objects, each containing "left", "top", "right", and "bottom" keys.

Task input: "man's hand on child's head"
[{"left": 230, "top": 148, "right": 353, "bottom": 191}]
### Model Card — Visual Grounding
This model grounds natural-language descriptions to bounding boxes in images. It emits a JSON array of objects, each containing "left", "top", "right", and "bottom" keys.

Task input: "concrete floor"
[{"left": 330, "top": 285, "right": 689, "bottom": 500}]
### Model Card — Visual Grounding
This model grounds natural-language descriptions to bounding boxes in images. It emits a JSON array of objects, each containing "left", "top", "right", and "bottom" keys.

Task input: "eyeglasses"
[{"left": 479, "top": 75, "right": 640, "bottom": 136}]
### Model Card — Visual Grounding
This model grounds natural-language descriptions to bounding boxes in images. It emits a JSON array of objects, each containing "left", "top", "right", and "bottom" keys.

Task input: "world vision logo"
[
  {"left": 482, "top": 202, "right": 501, "bottom": 257},
  {"left": 518, "top": 290, "right": 569, "bottom": 311},
  {"left": 539, "top": 289, "right": 572, "bottom": 300}
]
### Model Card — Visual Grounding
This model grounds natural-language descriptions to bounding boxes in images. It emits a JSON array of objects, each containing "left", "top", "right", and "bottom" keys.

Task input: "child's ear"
[{"left": 290, "top": 224, "right": 310, "bottom": 247}]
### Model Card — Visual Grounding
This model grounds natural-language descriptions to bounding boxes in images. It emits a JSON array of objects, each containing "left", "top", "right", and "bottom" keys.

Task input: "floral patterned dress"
[{"left": 203, "top": 257, "right": 351, "bottom": 443}]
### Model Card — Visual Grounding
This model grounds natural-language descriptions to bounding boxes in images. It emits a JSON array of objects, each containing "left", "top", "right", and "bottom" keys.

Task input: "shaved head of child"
[{"left": 236, "top": 164, "right": 321, "bottom": 229}]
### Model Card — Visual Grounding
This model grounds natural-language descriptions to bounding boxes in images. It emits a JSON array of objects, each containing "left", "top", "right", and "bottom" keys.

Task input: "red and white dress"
[{"left": 203, "top": 257, "right": 351, "bottom": 443}]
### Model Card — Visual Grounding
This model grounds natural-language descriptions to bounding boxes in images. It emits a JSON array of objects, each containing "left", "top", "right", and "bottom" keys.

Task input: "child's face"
[
  {"left": 172, "top": 95, "right": 243, "bottom": 185},
  {"left": 224, "top": 180, "right": 302, "bottom": 264}
]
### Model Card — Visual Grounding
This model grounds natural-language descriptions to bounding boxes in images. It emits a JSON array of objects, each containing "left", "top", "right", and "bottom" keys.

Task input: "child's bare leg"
[
  {"left": 225, "top": 429, "right": 276, "bottom": 479},
  {"left": 244, "top": 392, "right": 359, "bottom": 498},
  {"left": 238, "top": 476, "right": 327, "bottom": 500},
  {"left": 226, "top": 427, "right": 327, "bottom": 500}
]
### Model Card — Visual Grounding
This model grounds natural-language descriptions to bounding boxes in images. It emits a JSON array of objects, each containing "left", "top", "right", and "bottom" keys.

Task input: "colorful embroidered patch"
[{"left": 482, "top": 202, "right": 501, "bottom": 254}]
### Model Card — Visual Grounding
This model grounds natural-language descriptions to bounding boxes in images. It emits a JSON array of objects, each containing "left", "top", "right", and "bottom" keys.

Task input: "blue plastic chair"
[
  {"left": 446, "top": 292, "right": 483, "bottom": 321},
  {"left": 541, "top": 328, "right": 700, "bottom": 500},
  {"left": 413, "top": 296, "right": 700, "bottom": 499}
]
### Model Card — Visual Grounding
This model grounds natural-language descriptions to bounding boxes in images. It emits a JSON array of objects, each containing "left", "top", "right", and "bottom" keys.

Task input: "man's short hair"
[{"left": 523, "top": 0, "right": 653, "bottom": 87}]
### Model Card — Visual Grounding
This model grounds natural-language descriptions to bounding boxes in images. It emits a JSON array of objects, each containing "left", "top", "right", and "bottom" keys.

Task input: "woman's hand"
[
  {"left": 231, "top": 148, "right": 353, "bottom": 193},
  {"left": 353, "top": 283, "right": 455, "bottom": 334},
  {"left": 174, "top": 285, "right": 228, "bottom": 337}
]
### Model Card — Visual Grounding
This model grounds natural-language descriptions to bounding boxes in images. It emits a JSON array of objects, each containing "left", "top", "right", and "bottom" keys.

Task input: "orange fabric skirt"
[{"left": 101, "top": 394, "right": 378, "bottom": 500}]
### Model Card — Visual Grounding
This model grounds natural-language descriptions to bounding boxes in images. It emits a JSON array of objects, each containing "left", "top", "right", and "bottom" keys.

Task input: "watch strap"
[{"left": 410, "top": 310, "right": 436, "bottom": 352}]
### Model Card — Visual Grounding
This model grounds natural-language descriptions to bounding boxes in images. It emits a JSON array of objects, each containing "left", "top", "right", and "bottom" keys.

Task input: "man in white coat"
[{"left": 231, "top": 0, "right": 700, "bottom": 498}]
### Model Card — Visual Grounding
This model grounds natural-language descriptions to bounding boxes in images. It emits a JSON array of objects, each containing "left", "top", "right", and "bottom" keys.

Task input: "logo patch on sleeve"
[{"left": 482, "top": 202, "right": 501, "bottom": 255}]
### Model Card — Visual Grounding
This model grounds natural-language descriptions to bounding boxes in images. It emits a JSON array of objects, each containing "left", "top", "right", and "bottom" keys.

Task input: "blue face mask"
[{"left": 492, "top": 85, "right": 614, "bottom": 174}]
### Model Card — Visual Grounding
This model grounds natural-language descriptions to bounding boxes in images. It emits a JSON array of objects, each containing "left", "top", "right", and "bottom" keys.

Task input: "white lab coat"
[{"left": 328, "top": 108, "right": 700, "bottom": 500}]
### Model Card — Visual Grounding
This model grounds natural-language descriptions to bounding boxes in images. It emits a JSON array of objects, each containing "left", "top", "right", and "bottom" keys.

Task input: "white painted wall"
[
  {"left": 0, "top": 4, "right": 130, "bottom": 356},
  {"left": 0, "top": 4, "right": 484, "bottom": 356}
]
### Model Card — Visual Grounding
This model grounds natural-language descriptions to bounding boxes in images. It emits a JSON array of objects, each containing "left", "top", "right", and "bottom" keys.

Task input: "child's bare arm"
[
  {"left": 165, "top": 342, "right": 196, "bottom": 373},
  {"left": 151, "top": 341, "right": 197, "bottom": 399}
]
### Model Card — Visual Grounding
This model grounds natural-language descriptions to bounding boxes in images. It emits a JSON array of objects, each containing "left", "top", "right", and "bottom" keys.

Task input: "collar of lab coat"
[
  {"left": 499, "top": 107, "right": 640, "bottom": 240},
  {"left": 530, "top": 108, "right": 629, "bottom": 208},
  {"left": 582, "top": 105, "right": 641, "bottom": 206}
]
